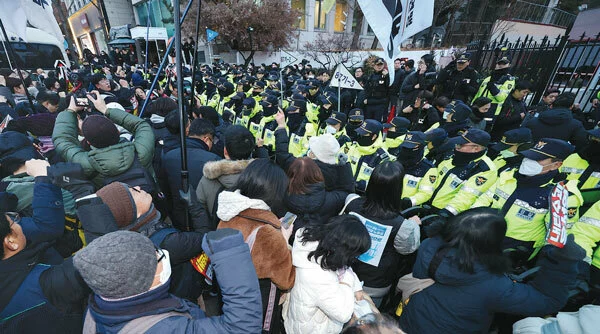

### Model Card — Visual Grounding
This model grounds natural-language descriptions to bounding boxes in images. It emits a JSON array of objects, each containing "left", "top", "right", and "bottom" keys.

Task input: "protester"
[
  {"left": 399, "top": 208, "right": 584, "bottom": 334},
  {"left": 283, "top": 215, "right": 371, "bottom": 334},
  {"left": 75, "top": 229, "right": 263, "bottom": 333},
  {"left": 216, "top": 159, "right": 294, "bottom": 333},
  {"left": 342, "top": 161, "right": 421, "bottom": 306}
]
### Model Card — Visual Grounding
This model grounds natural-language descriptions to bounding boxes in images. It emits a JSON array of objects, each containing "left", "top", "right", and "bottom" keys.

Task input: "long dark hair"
[
  {"left": 235, "top": 159, "right": 288, "bottom": 216},
  {"left": 300, "top": 215, "right": 371, "bottom": 271},
  {"left": 441, "top": 208, "right": 510, "bottom": 274},
  {"left": 363, "top": 161, "right": 405, "bottom": 219}
]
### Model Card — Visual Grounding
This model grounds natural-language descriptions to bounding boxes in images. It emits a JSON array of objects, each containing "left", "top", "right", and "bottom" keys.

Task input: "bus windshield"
[{"left": 0, "top": 42, "right": 64, "bottom": 70}]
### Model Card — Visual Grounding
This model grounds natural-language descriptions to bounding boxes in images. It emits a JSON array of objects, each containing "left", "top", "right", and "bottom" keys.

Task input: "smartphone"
[
  {"left": 75, "top": 98, "right": 89, "bottom": 107},
  {"left": 280, "top": 212, "right": 297, "bottom": 229}
]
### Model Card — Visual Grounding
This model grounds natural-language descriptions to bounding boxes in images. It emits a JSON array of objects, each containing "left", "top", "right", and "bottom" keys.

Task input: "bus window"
[{"left": 0, "top": 42, "right": 64, "bottom": 70}]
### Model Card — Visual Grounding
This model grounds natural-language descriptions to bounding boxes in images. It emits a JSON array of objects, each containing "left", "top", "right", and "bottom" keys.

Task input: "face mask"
[
  {"left": 252, "top": 91, "right": 261, "bottom": 97},
  {"left": 326, "top": 125, "right": 337, "bottom": 134},
  {"left": 442, "top": 111, "right": 450, "bottom": 119},
  {"left": 452, "top": 149, "right": 485, "bottom": 167},
  {"left": 386, "top": 131, "right": 402, "bottom": 139},
  {"left": 151, "top": 249, "right": 171, "bottom": 290},
  {"left": 398, "top": 147, "right": 424, "bottom": 166},
  {"left": 357, "top": 135, "right": 373, "bottom": 147},
  {"left": 500, "top": 149, "right": 516, "bottom": 158},
  {"left": 518, "top": 158, "right": 544, "bottom": 177},
  {"left": 242, "top": 107, "right": 252, "bottom": 116}
]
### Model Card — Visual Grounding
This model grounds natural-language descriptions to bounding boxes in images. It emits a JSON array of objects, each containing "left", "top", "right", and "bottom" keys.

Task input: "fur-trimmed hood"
[{"left": 202, "top": 159, "right": 253, "bottom": 181}]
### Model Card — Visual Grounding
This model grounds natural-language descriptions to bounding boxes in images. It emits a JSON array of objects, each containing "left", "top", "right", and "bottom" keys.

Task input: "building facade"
[{"left": 66, "top": 0, "right": 136, "bottom": 56}]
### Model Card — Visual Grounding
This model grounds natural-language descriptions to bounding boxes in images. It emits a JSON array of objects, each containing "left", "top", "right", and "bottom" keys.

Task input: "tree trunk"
[
  {"left": 351, "top": 7, "right": 363, "bottom": 50},
  {"left": 243, "top": 50, "right": 255, "bottom": 67}
]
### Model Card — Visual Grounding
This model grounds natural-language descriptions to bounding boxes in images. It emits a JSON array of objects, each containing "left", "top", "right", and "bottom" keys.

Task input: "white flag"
[
  {"left": 357, "top": 0, "right": 435, "bottom": 85},
  {"left": 0, "top": 1, "right": 28, "bottom": 41},
  {"left": 330, "top": 64, "right": 363, "bottom": 90},
  {"left": 20, "top": 0, "right": 64, "bottom": 43}
]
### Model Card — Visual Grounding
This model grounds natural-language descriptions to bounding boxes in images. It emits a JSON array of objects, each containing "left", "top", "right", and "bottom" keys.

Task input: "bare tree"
[{"left": 300, "top": 33, "right": 366, "bottom": 70}]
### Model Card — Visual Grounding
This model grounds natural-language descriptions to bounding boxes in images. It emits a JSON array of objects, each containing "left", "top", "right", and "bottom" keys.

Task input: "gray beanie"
[{"left": 73, "top": 230, "right": 157, "bottom": 299}]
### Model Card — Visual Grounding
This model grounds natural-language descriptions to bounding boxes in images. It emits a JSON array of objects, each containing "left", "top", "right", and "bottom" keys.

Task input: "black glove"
[
  {"left": 486, "top": 80, "right": 500, "bottom": 96},
  {"left": 546, "top": 234, "right": 586, "bottom": 262},
  {"left": 47, "top": 162, "right": 95, "bottom": 199},
  {"left": 0, "top": 192, "right": 18, "bottom": 212},
  {"left": 400, "top": 198, "right": 413, "bottom": 211}
]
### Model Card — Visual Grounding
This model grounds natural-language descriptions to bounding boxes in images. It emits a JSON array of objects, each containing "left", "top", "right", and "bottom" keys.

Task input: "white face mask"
[
  {"left": 518, "top": 158, "right": 543, "bottom": 176},
  {"left": 325, "top": 125, "right": 337, "bottom": 134},
  {"left": 442, "top": 111, "right": 450, "bottom": 119},
  {"left": 151, "top": 249, "right": 171, "bottom": 289},
  {"left": 500, "top": 149, "right": 516, "bottom": 158}
]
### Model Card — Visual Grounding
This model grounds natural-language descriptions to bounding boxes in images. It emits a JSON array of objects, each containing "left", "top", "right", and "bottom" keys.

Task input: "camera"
[{"left": 74, "top": 89, "right": 97, "bottom": 107}]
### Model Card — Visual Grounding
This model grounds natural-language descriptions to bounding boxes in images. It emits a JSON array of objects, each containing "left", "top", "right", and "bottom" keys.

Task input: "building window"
[
  {"left": 333, "top": 0, "right": 348, "bottom": 32},
  {"left": 291, "top": 0, "right": 306, "bottom": 30},
  {"left": 135, "top": 0, "right": 175, "bottom": 37},
  {"left": 314, "top": 0, "right": 326, "bottom": 30}
]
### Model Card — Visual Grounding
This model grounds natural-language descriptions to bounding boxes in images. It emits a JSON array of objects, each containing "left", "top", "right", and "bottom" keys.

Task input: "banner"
[
  {"left": 351, "top": 212, "right": 393, "bottom": 267},
  {"left": 546, "top": 181, "right": 569, "bottom": 248},
  {"left": 356, "top": 0, "right": 435, "bottom": 85},
  {"left": 21, "top": 0, "right": 64, "bottom": 43},
  {"left": 0, "top": 1, "right": 27, "bottom": 41},
  {"left": 330, "top": 64, "right": 363, "bottom": 90}
]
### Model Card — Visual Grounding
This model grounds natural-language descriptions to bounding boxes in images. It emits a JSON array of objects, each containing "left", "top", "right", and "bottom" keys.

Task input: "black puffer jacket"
[
  {"left": 285, "top": 183, "right": 349, "bottom": 234},
  {"left": 525, "top": 108, "right": 589, "bottom": 149}
]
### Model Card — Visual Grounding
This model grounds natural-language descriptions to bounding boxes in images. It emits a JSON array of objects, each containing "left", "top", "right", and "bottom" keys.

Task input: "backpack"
[{"left": 101, "top": 152, "right": 157, "bottom": 194}]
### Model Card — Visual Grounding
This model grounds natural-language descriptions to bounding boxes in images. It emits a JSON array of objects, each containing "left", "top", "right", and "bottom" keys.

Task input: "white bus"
[{"left": 0, "top": 27, "right": 70, "bottom": 71}]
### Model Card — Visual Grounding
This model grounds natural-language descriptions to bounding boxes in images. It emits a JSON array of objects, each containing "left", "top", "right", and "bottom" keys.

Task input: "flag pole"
[
  {"left": 138, "top": 0, "right": 195, "bottom": 118},
  {"left": 189, "top": 0, "right": 202, "bottom": 115},
  {"left": 144, "top": 1, "right": 151, "bottom": 73},
  {"left": 173, "top": 0, "right": 192, "bottom": 231},
  {"left": 0, "top": 18, "right": 36, "bottom": 112}
]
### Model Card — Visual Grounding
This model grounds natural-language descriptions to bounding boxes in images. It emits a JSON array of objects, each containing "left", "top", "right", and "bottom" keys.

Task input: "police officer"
[
  {"left": 323, "top": 111, "right": 351, "bottom": 147},
  {"left": 430, "top": 129, "right": 498, "bottom": 216},
  {"left": 257, "top": 94, "right": 281, "bottom": 150},
  {"left": 488, "top": 127, "right": 533, "bottom": 173},
  {"left": 363, "top": 57, "right": 390, "bottom": 123},
  {"left": 424, "top": 128, "right": 453, "bottom": 166},
  {"left": 397, "top": 131, "right": 438, "bottom": 209},
  {"left": 475, "top": 138, "right": 582, "bottom": 264},
  {"left": 401, "top": 90, "right": 440, "bottom": 132},
  {"left": 346, "top": 108, "right": 365, "bottom": 142},
  {"left": 441, "top": 100, "right": 471, "bottom": 138},
  {"left": 472, "top": 55, "right": 516, "bottom": 124},
  {"left": 561, "top": 129, "right": 600, "bottom": 192},
  {"left": 571, "top": 200, "right": 600, "bottom": 289},
  {"left": 341, "top": 119, "right": 390, "bottom": 193},
  {"left": 383, "top": 117, "right": 411, "bottom": 157},
  {"left": 435, "top": 53, "right": 480, "bottom": 102}
]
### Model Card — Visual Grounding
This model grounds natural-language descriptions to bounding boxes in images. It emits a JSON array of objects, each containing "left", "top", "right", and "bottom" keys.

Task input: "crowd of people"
[{"left": 1, "top": 48, "right": 600, "bottom": 334}]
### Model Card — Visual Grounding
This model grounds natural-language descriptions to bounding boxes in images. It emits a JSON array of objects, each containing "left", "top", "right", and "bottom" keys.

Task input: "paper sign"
[
  {"left": 546, "top": 181, "right": 568, "bottom": 248},
  {"left": 0, "top": 114, "right": 13, "bottom": 133},
  {"left": 330, "top": 64, "right": 363, "bottom": 90},
  {"left": 351, "top": 212, "right": 393, "bottom": 266},
  {"left": 280, "top": 50, "right": 298, "bottom": 67},
  {"left": 190, "top": 252, "right": 214, "bottom": 284}
]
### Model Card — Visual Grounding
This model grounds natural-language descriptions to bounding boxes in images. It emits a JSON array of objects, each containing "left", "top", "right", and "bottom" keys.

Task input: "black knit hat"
[{"left": 81, "top": 115, "right": 120, "bottom": 148}]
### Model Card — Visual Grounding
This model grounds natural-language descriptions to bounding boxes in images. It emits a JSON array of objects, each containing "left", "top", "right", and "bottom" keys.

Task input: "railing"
[{"left": 507, "top": 1, "right": 576, "bottom": 28}]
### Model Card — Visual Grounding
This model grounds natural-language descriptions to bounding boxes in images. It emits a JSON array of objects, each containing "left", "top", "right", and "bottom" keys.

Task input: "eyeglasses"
[
  {"left": 156, "top": 247, "right": 166, "bottom": 263},
  {"left": 129, "top": 185, "right": 142, "bottom": 193},
  {"left": 5, "top": 212, "right": 20, "bottom": 227}
]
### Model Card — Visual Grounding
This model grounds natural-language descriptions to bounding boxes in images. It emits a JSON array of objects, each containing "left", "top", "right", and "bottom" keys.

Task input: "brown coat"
[{"left": 217, "top": 208, "right": 295, "bottom": 290}]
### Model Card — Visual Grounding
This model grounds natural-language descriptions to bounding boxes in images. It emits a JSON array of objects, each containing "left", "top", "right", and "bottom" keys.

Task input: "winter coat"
[
  {"left": 161, "top": 137, "right": 220, "bottom": 231},
  {"left": 285, "top": 183, "right": 349, "bottom": 234},
  {"left": 0, "top": 102, "right": 16, "bottom": 120},
  {"left": 217, "top": 191, "right": 295, "bottom": 333},
  {"left": 195, "top": 159, "right": 253, "bottom": 231},
  {"left": 525, "top": 108, "right": 589, "bottom": 149},
  {"left": 345, "top": 198, "right": 420, "bottom": 288},
  {"left": 512, "top": 304, "right": 600, "bottom": 333},
  {"left": 401, "top": 67, "right": 437, "bottom": 106},
  {"left": 82, "top": 232, "right": 263, "bottom": 334},
  {"left": 490, "top": 95, "right": 527, "bottom": 141},
  {"left": 52, "top": 108, "right": 155, "bottom": 187},
  {"left": 399, "top": 237, "right": 580, "bottom": 334},
  {"left": 282, "top": 228, "right": 363, "bottom": 334},
  {"left": 436, "top": 63, "right": 480, "bottom": 102},
  {"left": 275, "top": 128, "right": 355, "bottom": 193},
  {"left": 0, "top": 179, "right": 90, "bottom": 333}
]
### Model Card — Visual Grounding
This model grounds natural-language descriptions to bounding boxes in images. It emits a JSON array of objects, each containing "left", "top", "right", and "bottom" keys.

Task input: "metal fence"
[
  {"left": 465, "top": 31, "right": 600, "bottom": 112},
  {"left": 509, "top": 1, "right": 577, "bottom": 28}
]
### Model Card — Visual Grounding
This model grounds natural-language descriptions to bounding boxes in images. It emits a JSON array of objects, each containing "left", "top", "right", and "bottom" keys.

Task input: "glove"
[
  {"left": 400, "top": 197, "right": 413, "bottom": 211},
  {"left": 546, "top": 234, "right": 586, "bottom": 262},
  {"left": 202, "top": 228, "right": 244, "bottom": 257},
  {"left": 486, "top": 81, "right": 500, "bottom": 96},
  {"left": 47, "top": 162, "right": 95, "bottom": 199}
]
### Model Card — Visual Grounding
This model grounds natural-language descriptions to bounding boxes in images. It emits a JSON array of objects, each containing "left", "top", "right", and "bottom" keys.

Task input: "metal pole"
[
  {"left": 155, "top": 40, "right": 161, "bottom": 60},
  {"left": 145, "top": 2, "right": 151, "bottom": 73},
  {"left": 138, "top": 0, "right": 194, "bottom": 117},
  {"left": 0, "top": 18, "right": 35, "bottom": 112},
  {"left": 189, "top": 0, "right": 202, "bottom": 114},
  {"left": 174, "top": 0, "right": 191, "bottom": 231},
  {"left": 0, "top": 38, "right": 13, "bottom": 70}
]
